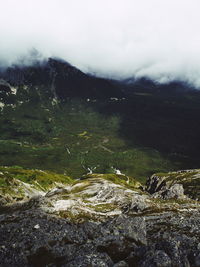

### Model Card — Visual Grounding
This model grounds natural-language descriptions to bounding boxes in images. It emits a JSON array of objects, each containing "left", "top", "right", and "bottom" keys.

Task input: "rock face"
[
  {"left": 0, "top": 168, "right": 200, "bottom": 266},
  {"left": 146, "top": 169, "right": 200, "bottom": 200}
]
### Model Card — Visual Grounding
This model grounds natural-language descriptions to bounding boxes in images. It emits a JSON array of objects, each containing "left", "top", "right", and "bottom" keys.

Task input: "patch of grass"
[
  {"left": 0, "top": 166, "right": 73, "bottom": 190},
  {"left": 57, "top": 210, "right": 101, "bottom": 223},
  {"left": 83, "top": 173, "right": 142, "bottom": 190},
  {"left": 89, "top": 203, "right": 117, "bottom": 212},
  {"left": 70, "top": 181, "right": 91, "bottom": 194}
]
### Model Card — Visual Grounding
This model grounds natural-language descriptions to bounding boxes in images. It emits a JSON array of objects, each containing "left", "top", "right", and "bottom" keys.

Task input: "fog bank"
[{"left": 1, "top": 0, "right": 200, "bottom": 86}]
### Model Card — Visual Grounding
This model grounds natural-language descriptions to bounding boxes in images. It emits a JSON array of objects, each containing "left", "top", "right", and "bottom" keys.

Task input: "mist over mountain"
[{"left": 1, "top": 0, "right": 200, "bottom": 87}]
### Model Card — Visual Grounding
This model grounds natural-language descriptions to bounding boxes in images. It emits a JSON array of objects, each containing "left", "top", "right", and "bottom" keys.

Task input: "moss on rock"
[
  {"left": 0, "top": 166, "right": 73, "bottom": 190},
  {"left": 82, "top": 173, "right": 142, "bottom": 190}
]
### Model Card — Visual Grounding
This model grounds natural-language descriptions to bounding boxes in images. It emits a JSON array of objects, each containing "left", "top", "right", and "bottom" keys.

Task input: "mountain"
[
  {"left": 0, "top": 58, "right": 200, "bottom": 180},
  {"left": 0, "top": 58, "right": 125, "bottom": 100},
  {"left": 1, "top": 58, "right": 200, "bottom": 266}
]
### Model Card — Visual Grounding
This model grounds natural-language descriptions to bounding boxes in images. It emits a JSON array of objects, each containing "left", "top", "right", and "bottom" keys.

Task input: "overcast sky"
[{"left": 1, "top": 0, "right": 200, "bottom": 86}]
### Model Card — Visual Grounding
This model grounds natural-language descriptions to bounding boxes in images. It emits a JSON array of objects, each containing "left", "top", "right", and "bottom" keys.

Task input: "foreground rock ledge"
[{"left": 0, "top": 167, "right": 200, "bottom": 266}]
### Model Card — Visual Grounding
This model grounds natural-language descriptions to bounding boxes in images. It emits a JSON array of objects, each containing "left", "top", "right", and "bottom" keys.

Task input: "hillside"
[{"left": 1, "top": 59, "right": 200, "bottom": 182}]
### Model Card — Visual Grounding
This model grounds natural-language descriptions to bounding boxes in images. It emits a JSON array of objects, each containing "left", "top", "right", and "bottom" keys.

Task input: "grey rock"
[
  {"left": 164, "top": 183, "right": 185, "bottom": 199},
  {"left": 140, "top": 250, "right": 172, "bottom": 267},
  {"left": 153, "top": 183, "right": 185, "bottom": 200},
  {"left": 194, "top": 253, "right": 200, "bottom": 267},
  {"left": 146, "top": 170, "right": 200, "bottom": 200},
  {"left": 114, "top": 261, "right": 128, "bottom": 267}
]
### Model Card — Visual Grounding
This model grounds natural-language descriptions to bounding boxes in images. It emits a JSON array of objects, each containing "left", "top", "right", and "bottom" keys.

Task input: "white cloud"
[{"left": 1, "top": 0, "right": 200, "bottom": 86}]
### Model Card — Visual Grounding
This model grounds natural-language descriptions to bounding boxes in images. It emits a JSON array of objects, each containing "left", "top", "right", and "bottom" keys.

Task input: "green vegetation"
[
  {"left": 0, "top": 98, "right": 176, "bottom": 183},
  {"left": 2, "top": 76, "right": 200, "bottom": 185},
  {"left": 88, "top": 203, "right": 117, "bottom": 212},
  {"left": 83, "top": 173, "right": 142, "bottom": 190},
  {"left": 0, "top": 166, "right": 73, "bottom": 190}
]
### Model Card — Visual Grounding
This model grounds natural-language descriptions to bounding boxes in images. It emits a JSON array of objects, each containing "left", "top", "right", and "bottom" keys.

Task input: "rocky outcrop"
[
  {"left": 0, "top": 211, "right": 147, "bottom": 266},
  {"left": 0, "top": 167, "right": 200, "bottom": 266},
  {"left": 1, "top": 200, "right": 200, "bottom": 266},
  {"left": 146, "top": 169, "right": 200, "bottom": 200},
  {"left": 0, "top": 79, "right": 17, "bottom": 108},
  {"left": 0, "top": 166, "right": 73, "bottom": 206},
  {"left": 0, "top": 168, "right": 149, "bottom": 220}
]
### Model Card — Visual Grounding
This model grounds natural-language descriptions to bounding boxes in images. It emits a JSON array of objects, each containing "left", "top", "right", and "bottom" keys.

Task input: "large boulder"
[{"left": 146, "top": 169, "right": 200, "bottom": 200}]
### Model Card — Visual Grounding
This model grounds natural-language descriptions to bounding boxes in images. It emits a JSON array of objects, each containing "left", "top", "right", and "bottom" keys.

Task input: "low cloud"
[{"left": 1, "top": 0, "right": 200, "bottom": 87}]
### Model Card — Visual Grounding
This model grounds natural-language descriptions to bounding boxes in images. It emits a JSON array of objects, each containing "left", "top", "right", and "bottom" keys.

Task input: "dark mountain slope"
[{"left": 0, "top": 58, "right": 125, "bottom": 100}]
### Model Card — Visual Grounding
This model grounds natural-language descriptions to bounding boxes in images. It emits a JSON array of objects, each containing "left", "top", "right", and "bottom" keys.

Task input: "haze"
[{"left": 1, "top": 0, "right": 200, "bottom": 86}]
